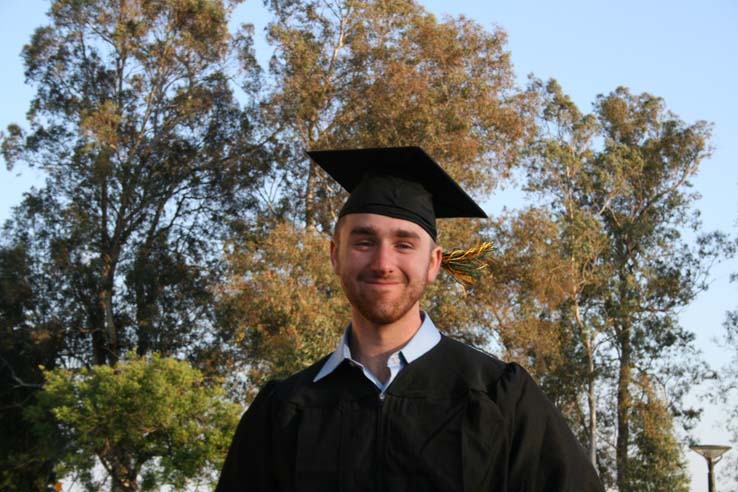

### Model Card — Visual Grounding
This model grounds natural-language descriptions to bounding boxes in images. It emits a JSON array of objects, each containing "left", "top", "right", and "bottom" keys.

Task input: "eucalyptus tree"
[
  {"left": 218, "top": 0, "right": 536, "bottom": 391},
  {"left": 492, "top": 79, "right": 722, "bottom": 490},
  {"left": 1, "top": 0, "right": 267, "bottom": 366},
  {"left": 260, "top": 0, "right": 533, "bottom": 229},
  {"left": 1, "top": 0, "right": 266, "bottom": 488}
]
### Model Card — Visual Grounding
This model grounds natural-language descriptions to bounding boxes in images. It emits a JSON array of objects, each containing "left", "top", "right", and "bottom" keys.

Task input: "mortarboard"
[{"left": 306, "top": 146, "right": 487, "bottom": 241}]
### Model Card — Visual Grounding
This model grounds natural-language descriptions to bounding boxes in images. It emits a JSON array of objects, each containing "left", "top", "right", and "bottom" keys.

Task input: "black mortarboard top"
[{"left": 306, "top": 146, "right": 487, "bottom": 241}]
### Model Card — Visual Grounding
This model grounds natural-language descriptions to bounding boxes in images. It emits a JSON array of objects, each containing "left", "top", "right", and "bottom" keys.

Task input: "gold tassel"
[{"left": 441, "top": 242, "right": 494, "bottom": 288}]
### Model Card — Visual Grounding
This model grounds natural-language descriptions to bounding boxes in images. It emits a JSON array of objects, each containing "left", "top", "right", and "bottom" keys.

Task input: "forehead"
[{"left": 337, "top": 213, "right": 432, "bottom": 240}]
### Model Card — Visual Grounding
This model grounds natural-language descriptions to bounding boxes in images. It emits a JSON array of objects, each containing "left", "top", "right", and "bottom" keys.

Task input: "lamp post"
[{"left": 690, "top": 444, "right": 731, "bottom": 492}]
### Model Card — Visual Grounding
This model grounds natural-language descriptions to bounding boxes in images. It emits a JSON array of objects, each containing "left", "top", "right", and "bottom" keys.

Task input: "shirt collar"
[{"left": 313, "top": 312, "right": 441, "bottom": 383}]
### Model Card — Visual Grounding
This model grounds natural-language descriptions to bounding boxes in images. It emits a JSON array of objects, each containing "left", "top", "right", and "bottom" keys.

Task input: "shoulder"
[
  {"left": 250, "top": 354, "right": 336, "bottom": 407},
  {"left": 396, "top": 335, "right": 533, "bottom": 402},
  {"left": 438, "top": 340, "right": 565, "bottom": 430},
  {"left": 434, "top": 335, "right": 528, "bottom": 390},
  {"left": 437, "top": 335, "right": 504, "bottom": 368}
]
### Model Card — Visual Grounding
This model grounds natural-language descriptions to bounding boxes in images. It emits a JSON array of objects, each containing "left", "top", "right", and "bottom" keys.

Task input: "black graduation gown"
[{"left": 216, "top": 336, "right": 605, "bottom": 492}]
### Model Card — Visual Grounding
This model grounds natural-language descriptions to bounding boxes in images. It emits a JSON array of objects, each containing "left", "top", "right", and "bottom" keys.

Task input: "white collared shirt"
[{"left": 313, "top": 312, "right": 442, "bottom": 395}]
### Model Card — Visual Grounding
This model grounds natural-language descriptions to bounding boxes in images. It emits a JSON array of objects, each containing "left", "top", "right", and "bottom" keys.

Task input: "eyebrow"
[{"left": 348, "top": 226, "right": 422, "bottom": 240}]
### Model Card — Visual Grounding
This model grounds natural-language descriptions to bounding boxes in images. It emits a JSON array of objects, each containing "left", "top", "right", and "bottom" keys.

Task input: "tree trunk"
[
  {"left": 91, "top": 293, "right": 108, "bottom": 366},
  {"left": 100, "top": 255, "right": 119, "bottom": 364},
  {"left": 133, "top": 257, "right": 154, "bottom": 357},
  {"left": 111, "top": 474, "right": 139, "bottom": 492},
  {"left": 304, "top": 159, "right": 317, "bottom": 228},
  {"left": 135, "top": 301, "right": 152, "bottom": 356},
  {"left": 574, "top": 300, "right": 598, "bottom": 467},
  {"left": 616, "top": 323, "right": 632, "bottom": 490},
  {"left": 110, "top": 459, "right": 139, "bottom": 492},
  {"left": 585, "top": 342, "right": 598, "bottom": 466}
]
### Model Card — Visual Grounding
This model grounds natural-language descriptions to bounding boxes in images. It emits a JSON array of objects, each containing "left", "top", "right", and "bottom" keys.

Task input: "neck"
[{"left": 349, "top": 305, "right": 422, "bottom": 384}]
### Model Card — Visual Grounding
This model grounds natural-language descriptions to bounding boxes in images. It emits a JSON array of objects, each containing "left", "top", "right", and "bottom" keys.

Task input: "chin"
[{"left": 357, "top": 302, "right": 416, "bottom": 326}]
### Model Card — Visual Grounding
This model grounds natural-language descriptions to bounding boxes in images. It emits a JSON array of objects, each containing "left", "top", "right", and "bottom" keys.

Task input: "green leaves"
[{"left": 28, "top": 353, "right": 242, "bottom": 491}]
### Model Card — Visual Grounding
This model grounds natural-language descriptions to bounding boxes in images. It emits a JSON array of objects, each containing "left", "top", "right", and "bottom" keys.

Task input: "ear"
[
  {"left": 427, "top": 245, "right": 443, "bottom": 283},
  {"left": 330, "top": 237, "right": 339, "bottom": 274}
]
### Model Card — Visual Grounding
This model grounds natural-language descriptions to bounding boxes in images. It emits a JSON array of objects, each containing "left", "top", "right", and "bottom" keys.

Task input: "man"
[{"left": 217, "top": 147, "right": 605, "bottom": 491}]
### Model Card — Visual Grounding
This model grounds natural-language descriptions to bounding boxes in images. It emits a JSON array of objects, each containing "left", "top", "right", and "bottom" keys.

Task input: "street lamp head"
[{"left": 690, "top": 444, "right": 732, "bottom": 461}]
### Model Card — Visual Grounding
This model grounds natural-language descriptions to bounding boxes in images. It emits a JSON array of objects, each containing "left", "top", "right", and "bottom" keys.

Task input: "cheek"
[
  {"left": 334, "top": 249, "right": 363, "bottom": 278},
  {"left": 399, "top": 256, "right": 428, "bottom": 281}
]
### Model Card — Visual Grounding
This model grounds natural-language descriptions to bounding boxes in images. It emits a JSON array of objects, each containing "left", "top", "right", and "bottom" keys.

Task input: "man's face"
[{"left": 331, "top": 213, "right": 442, "bottom": 325}]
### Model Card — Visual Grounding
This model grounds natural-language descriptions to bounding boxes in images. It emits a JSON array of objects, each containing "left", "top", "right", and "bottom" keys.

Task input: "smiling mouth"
[{"left": 361, "top": 277, "right": 403, "bottom": 287}]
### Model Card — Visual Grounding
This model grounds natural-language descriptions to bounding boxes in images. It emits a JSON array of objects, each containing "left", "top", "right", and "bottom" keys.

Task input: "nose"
[{"left": 369, "top": 242, "right": 394, "bottom": 275}]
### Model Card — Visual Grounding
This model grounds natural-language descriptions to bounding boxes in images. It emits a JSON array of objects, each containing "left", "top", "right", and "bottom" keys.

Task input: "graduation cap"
[{"left": 306, "top": 146, "right": 487, "bottom": 241}]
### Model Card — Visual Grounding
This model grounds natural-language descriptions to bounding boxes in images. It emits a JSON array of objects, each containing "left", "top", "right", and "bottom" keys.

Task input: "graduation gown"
[{"left": 217, "top": 335, "right": 605, "bottom": 492}]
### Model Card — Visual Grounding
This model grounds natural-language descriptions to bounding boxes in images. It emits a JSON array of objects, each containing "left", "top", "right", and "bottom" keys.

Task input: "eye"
[{"left": 353, "top": 239, "right": 374, "bottom": 249}]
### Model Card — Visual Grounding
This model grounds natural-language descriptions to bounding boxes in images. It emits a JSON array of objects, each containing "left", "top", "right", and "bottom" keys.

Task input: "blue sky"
[{"left": 2, "top": 1, "right": 737, "bottom": 490}]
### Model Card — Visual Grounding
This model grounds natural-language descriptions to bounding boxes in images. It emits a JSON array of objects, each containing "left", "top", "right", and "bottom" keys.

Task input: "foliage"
[
  {"left": 216, "top": 220, "right": 350, "bottom": 396},
  {"left": 217, "top": 0, "right": 535, "bottom": 383},
  {"left": 719, "top": 265, "right": 738, "bottom": 487},
  {"left": 259, "top": 0, "right": 534, "bottom": 229},
  {"left": 1, "top": 1, "right": 732, "bottom": 490},
  {"left": 0, "top": 0, "right": 266, "bottom": 487},
  {"left": 624, "top": 374, "right": 690, "bottom": 492},
  {"left": 25, "top": 353, "right": 242, "bottom": 492},
  {"left": 482, "top": 78, "right": 725, "bottom": 488},
  {"left": 0, "top": 0, "right": 266, "bottom": 367},
  {"left": 0, "top": 243, "right": 64, "bottom": 491},
  {"left": 481, "top": 206, "right": 609, "bottom": 469},
  {"left": 585, "top": 84, "right": 719, "bottom": 489}
]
